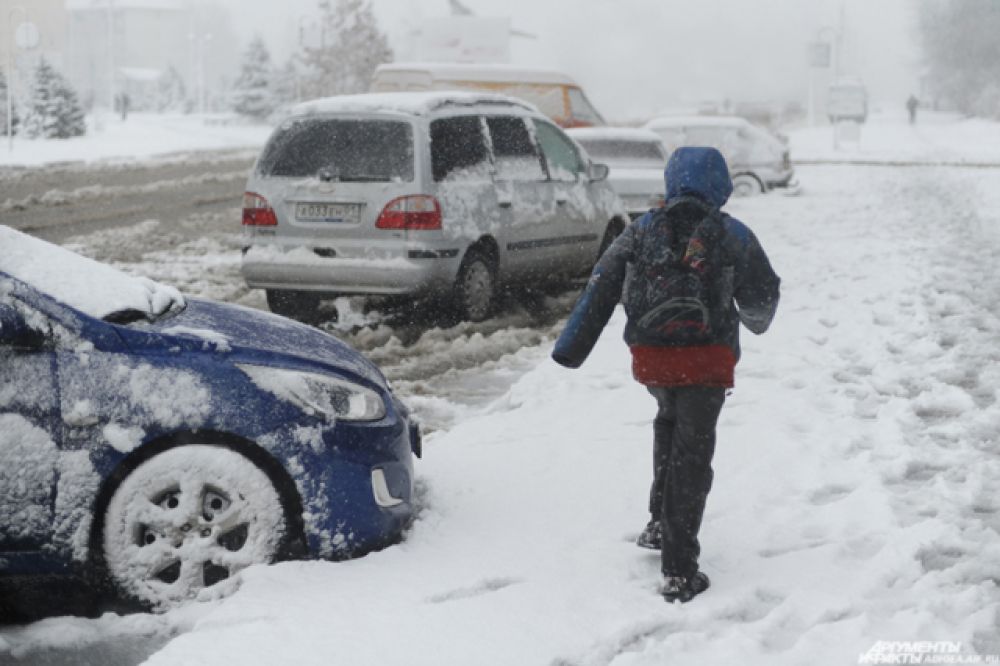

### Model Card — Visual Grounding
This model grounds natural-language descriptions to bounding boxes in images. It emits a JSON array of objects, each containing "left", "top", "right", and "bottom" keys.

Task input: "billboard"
[{"left": 418, "top": 17, "right": 511, "bottom": 64}]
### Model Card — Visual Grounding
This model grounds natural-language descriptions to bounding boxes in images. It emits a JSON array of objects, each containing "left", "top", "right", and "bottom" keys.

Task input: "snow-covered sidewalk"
[{"left": 127, "top": 162, "right": 1000, "bottom": 666}]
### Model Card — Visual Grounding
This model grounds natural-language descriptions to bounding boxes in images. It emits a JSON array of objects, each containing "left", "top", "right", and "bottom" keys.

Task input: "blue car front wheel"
[{"left": 101, "top": 445, "right": 288, "bottom": 610}]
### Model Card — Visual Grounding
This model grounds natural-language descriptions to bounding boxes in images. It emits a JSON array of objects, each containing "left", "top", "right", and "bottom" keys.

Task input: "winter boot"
[
  {"left": 636, "top": 520, "right": 661, "bottom": 550},
  {"left": 661, "top": 571, "right": 710, "bottom": 603}
]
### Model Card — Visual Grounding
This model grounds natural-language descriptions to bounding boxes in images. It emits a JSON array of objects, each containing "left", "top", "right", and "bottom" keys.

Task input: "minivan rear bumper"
[{"left": 241, "top": 242, "right": 461, "bottom": 296}]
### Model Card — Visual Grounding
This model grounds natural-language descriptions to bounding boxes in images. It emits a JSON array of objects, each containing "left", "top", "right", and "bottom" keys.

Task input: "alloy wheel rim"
[{"left": 104, "top": 446, "right": 284, "bottom": 607}]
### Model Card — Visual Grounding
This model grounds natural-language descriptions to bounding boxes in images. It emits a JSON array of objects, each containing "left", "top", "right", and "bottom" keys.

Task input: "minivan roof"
[
  {"left": 289, "top": 91, "right": 538, "bottom": 119},
  {"left": 374, "top": 62, "right": 579, "bottom": 86}
]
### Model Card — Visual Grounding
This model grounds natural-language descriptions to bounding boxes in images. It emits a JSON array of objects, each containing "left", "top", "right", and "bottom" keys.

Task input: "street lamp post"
[
  {"left": 107, "top": 0, "right": 116, "bottom": 113},
  {"left": 188, "top": 31, "right": 212, "bottom": 115},
  {"left": 7, "top": 5, "right": 27, "bottom": 151}
]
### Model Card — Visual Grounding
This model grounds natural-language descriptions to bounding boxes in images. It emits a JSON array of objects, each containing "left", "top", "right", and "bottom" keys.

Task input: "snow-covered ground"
[
  {"left": 0, "top": 113, "right": 271, "bottom": 168},
  {"left": 3, "top": 113, "right": 1000, "bottom": 664},
  {"left": 791, "top": 108, "right": 1000, "bottom": 165}
]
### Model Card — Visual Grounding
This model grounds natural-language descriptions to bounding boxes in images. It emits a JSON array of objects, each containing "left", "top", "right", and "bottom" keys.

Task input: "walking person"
[
  {"left": 907, "top": 94, "right": 919, "bottom": 124},
  {"left": 551, "top": 147, "right": 780, "bottom": 603}
]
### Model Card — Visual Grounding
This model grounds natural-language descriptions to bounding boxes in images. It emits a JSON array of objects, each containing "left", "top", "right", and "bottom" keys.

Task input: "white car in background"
[
  {"left": 643, "top": 115, "right": 796, "bottom": 196},
  {"left": 568, "top": 127, "right": 668, "bottom": 220}
]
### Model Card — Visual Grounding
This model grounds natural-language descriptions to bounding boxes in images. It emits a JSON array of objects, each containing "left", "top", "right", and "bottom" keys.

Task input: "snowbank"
[{"left": 0, "top": 113, "right": 271, "bottom": 168}]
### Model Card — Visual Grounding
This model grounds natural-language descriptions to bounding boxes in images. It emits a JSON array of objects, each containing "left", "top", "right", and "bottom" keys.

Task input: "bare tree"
[
  {"left": 299, "top": 0, "right": 393, "bottom": 99},
  {"left": 919, "top": 0, "right": 1000, "bottom": 117}
]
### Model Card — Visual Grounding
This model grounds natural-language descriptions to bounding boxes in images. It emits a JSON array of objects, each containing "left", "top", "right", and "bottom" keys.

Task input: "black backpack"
[{"left": 625, "top": 200, "right": 729, "bottom": 346}]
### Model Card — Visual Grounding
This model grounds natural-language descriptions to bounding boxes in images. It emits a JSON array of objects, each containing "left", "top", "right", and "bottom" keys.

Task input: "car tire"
[
  {"left": 265, "top": 289, "right": 321, "bottom": 323},
  {"left": 454, "top": 250, "right": 496, "bottom": 322},
  {"left": 732, "top": 174, "right": 764, "bottom": 197},
  {"left": 101, "top": 444, "right": 289, "bottom": 610}
]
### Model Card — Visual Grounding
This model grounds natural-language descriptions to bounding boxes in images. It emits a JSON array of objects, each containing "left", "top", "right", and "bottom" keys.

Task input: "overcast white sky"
[{"left": 217, "top": 0, "right": 922, "bottom": 121}]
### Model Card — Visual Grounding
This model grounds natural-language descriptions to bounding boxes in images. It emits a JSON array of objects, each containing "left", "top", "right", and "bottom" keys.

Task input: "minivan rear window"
[{"left": 258, "top": 118, "right": 414, "bottom": 181}]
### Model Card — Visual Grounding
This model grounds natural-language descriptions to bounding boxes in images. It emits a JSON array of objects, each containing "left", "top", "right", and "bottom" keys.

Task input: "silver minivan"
[{"left": 241, "top": 91, "right": 627, "bottom": 322}]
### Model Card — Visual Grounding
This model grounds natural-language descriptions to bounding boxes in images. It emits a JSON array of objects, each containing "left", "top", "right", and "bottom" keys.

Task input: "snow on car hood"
[
  {"left": 0, "top": 225, "right": 184, "bottom": 320},
  {"left": 141, "top": 298, "right": 386, "bottom": 388}
]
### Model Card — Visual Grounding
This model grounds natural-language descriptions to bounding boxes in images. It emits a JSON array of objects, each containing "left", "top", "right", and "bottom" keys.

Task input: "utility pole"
[{"left": 107, "top": 0, "right": 116, "bottom": 113}]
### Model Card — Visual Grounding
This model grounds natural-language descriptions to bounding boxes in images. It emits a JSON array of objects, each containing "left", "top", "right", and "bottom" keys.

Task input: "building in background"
[
  {"left": 1, "top": 0, "right": 68, "bottom": 106},
  {"left": 66, "top": 0, "right": 189, "bottom": 111}
]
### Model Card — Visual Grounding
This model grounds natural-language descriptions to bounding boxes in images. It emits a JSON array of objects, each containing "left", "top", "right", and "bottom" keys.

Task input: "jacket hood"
[{"left": 664, "top": 146, "right": 732, "bottom": 208}]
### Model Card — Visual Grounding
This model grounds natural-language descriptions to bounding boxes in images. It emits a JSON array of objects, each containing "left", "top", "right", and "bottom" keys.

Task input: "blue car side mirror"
[{"left": 0, "top": 303, "right": 47, "bottom": 350}]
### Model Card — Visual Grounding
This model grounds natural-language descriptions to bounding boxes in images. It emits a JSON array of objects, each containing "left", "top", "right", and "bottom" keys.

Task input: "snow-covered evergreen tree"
[
  {"left": 22, "top": 59, "right": 86, "bottom": 139},
  {"left": 0, "top": 70, "right": 19, "bottom": 136},
  {"left": 157, "top": 65, "right": 188, "bottom": 113},
  {"left": 299, "top": 0, "right": 393, "bottom": 98},
  {"left": 231, "top": 35, "right": 277, "bottom": 119},
  {"left": 271, "top": 58, "right": 300, "bottom": 108}
]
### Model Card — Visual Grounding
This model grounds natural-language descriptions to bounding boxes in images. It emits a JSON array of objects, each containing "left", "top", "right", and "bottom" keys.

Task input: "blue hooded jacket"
[
  {"left": 551, "top": 147, "right": 780, "bottom": 370},
  {"left": 664, "top": 146, "right": 733, "bottom": 208}
]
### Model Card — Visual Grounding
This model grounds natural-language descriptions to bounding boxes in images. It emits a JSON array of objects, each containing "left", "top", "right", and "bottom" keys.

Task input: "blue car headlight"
[{"left": 237, "top": 364, "right": 386, "bottom": 422}]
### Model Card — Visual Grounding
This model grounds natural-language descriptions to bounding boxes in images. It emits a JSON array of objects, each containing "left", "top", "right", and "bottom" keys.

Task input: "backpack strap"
[{"left": 683, "top": 209, "right": 724, "bottom": 273}]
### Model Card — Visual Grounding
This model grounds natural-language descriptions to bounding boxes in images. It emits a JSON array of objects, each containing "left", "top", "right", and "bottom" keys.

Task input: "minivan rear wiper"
[
  {"left": 336, "top": 174, "right": 392, "bottom": 182},
  {"left": 317, "top": 170, "right": 390, "bottom": 183}
]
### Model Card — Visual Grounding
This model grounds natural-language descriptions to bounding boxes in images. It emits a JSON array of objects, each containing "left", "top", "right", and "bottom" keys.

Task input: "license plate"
[{"left": 295, "top": 202, "right": 361, "bottom": 224}]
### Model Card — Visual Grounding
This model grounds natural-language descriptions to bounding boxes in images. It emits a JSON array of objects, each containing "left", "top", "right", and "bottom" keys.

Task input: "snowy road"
[
  {"left": 4, "top": 115, "right": 1000, "bottom": 664},
  {"left": 0, "top": 150, "right": 255, "bottom": 245}
]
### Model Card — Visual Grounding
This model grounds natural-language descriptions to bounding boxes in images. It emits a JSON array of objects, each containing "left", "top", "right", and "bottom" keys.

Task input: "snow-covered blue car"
[{"left": 0, "top": 226, "right": 420, "bottom": 610}]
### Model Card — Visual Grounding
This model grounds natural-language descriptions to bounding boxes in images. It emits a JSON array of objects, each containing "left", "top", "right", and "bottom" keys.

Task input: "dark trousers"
[{"left": 647, "top": 385, "right": 726, "bottom": 578}]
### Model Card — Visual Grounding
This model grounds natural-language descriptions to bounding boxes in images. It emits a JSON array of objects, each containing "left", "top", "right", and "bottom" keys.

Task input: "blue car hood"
[{"left": 131, "top": 299, "right": 386, "bottom": 387}]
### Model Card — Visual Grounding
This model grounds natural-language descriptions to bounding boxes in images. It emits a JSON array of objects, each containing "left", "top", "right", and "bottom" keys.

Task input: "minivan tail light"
[
  {"left": 243, "top": 192, "right": 278, "bottom": 226},
  {"left": 375, "top": 195, "right": 442, "bottom": 230}
]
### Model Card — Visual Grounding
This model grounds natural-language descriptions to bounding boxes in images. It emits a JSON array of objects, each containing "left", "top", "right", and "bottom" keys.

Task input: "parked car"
[
  {"left": 642, "top": 115, "right": 796, "bottom": 196},
  {"left": 370, "top": 62, "right": 606, "bottom": 129},
  {"left": 567, "top": 127, "right": 668, "bottom": 220},
  {"left": 0, "top": 225, "right": 420, "bottom": 611},
  {"left": 241, "top": 91, "right": 628, "bottom": 322}
]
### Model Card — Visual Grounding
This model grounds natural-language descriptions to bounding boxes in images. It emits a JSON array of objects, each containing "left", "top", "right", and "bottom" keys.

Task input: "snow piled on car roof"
[
  {"left": 566, "top": 127, "right": 665, "bottom": 142},
  {"left": 289, "top": 91, "right": 537, "bottom": 118},
  {"left": 0, "top": 225, "right": 183, "bottom": 320}
]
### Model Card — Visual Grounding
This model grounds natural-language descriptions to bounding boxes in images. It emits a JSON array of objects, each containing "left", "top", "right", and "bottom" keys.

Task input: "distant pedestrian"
[
  {"left": 552, "top": 147, "right": 781, "bottom": 603},
  {"left": 119, "top": 93, "right": 130, "bottom": 121},
  {"left": 907, "top": 95, "right": 919, "bottom": 124}
]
